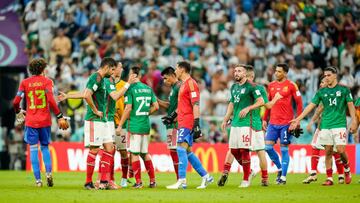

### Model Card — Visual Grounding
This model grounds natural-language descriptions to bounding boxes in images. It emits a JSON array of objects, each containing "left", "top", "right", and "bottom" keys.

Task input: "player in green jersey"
[
  {"left": 218, "top": 65, "right": 282, "bottom": 187},
  {"left": 220, "top": 64, "right": 264, "bottom": 188},
  {"left": 57, "top": 59, "right": 136, "bottom": 189},
  {"left": 117, "top": 66, "right": 159, "bottom": 189},
  {"left": 290, "top": 66, "right": 357, "bottom": 186},
  {"left": 157, "top": 66, "right": 181, "bottom": 180}
]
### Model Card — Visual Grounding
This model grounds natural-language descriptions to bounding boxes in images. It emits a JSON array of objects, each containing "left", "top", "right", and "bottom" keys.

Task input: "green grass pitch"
[{"left": 0, "top": 171, "right": 359, "bottom": 203}]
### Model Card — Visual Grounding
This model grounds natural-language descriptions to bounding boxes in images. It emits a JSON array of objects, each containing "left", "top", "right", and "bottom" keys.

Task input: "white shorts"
[
  {"left": 107, "top": 121, "right": 116, "bottom": 142},
  {"left": 229, "top": 127, "right": 251, "bottom": 149},
  {"left": 318, "top": 128, "right": 347, "bottom": 146},
  {"left": 115, "top": 128, "right": 128, "bottom": 151},
  {"left": 128, "top": 134, "right": 149, "bottom": 154},
  {"left": 84, "top": 121, "right": 114, "bottom": 147},
  {"left": 166, "top": 129, "right": 177, "bottom": 150},
  {"left": 251, "top": 130, "right": 265, "bottom": 151},
  {"left": 311, "top": 129, "right": 324, "bottom": 150}
]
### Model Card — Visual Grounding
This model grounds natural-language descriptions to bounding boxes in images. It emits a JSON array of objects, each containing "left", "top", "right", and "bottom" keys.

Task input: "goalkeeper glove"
[
  {"left": 161, "top": 111, "right": 177, "bottom": 126},
  {"left": 15, "top": 109, "right": 26, "bottom": 126},
  {"left": 192, "top": 118, "right": 202, "bottom": 140},
  {"left": 57, "top": 113, "right": 70, "bottom": 130},
  {"left": 289, "top": 128, "right": 303, "bottom": 138}
]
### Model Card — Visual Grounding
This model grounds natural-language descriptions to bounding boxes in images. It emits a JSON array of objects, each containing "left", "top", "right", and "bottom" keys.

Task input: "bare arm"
[
  {"left": 150, "top": 101, "right": 159, "bottom": 114},
  {"left": 239, "top": 97, "right": 264, "bottom": 118},
  {"left": 221, "top": 102, "right": 234, "bottom": 131},
  {"left": 157, "top": 98, "right": 170, "bottom": 109},
  {"left": 83, "top": 88, "right": 102, "bottom": 117},
  {"left": 109, "top": 83, "right": 129, "bottom": 101},
  {"left": 264, "top": 92, "right": 282, "bottom": 109},
  {"left": 289, "top": 102, "right": 317, "bottom": 130},
  {"left": 348, "top": 102, "right": 358, "bottom": 133},
  {"left": 118, "top": 104, "right": 132, "bottom": 128}
]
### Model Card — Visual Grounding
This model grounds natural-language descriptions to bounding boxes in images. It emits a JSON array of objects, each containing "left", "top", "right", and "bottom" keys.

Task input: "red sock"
[
  {"left": 261, "top": 170, "right": 268, "bottom": 179},
  {"left": 100, "top": 150, "right": 113, "bottom": 182},
  {"left": 230, "top": 149, "right": 242, "bottom": 166},
  {"left": 333, "top": 153, "right": 344, "bottom": 175},
  {"left": 170, "top": 150, "right": 179, "bottom": 179},
  {"left": 121, "top": 157, "right": 129, "bottom": 179},
  {"left": 86, "top": 151, "right": 97, "bottom": 183},
  {"left": 240, "top": 149, "right": 250, "bottom": 181},
  {"left": 110, "top": 150, "right": 115, "bottom": 181},
  {"left": 223, "top": 162, "right": 232, "bottom": 174},
  {"left": 144, "top": 160, "right": 155, "bottom": 183},
  {"left": 326, "top": 168, "right": 333, "bottom": 179},
  {"left": 132, "top": 160, "right": 141, "bottom": 183},
  {"left": 129, "top": 165, "right": 134, "bottom": 178},
  {"left": 311, "top": 148, "right": 320, "bottom": 172}
]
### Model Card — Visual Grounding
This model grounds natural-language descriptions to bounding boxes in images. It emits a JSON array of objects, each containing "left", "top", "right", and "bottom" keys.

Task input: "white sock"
[{"left": 280, "top": 176, "right": 286, "bottom": 181}]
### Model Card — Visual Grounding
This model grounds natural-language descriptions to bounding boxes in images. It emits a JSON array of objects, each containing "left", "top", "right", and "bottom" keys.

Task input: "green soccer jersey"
[
  {"left": 104, "top": 77, "right": 116, "bottom": 121},
  {"left": 166, "top": 81, "right": 181, "bottom": 129},
  {"left": 125, "top": 82, "right": 157, "bottom": 134},
  {"left": 230, "top": 80, "right": 262, "bottom": 128},
  {"left": 311, "top": 84, "right": 353, "bottom": 129},
  {"left": 355, "top": 98, "right": 360, "bottom": 107},
  {"left": 84, "top": 72, "right": 107, "bottom": 122},
  {"left": 251, "top": 85, "right": 269, "bottom": 131}
]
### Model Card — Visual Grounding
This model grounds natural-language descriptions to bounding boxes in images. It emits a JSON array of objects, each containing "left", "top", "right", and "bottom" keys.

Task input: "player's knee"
[{"left": 265, "top": 144, "right": 273, "bottom": 152}]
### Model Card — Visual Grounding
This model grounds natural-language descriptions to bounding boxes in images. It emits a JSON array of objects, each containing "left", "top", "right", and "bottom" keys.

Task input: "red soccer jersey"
[
  {"left": 177, "top": 77, "right": 200, "bottom": 129},
  {"left": 13, "top": 75, "right": 61, "bottom": 128},
  {"left": 263, "top": 79, "right": 303, "bottom": 125}
]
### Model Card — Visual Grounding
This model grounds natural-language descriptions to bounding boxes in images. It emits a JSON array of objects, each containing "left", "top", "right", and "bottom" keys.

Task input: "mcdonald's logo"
[{"left": 193, "top": 147, "right": 219, "bottom": 173}]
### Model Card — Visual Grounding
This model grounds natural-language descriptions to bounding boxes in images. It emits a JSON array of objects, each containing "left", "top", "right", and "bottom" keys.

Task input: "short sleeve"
[
  {"left": 345, "top": 87, "right": 353, "bottom": 102},
  {"left": 311, "top": 90, "right": 321, "bottom": 105},
  {"left": 105, "top": 79, "right": 116, "bottom": 94},
  {"left": 151, "top": 89, "right": 157, "bottom": 103},
  {"left": 259, "top": 86, "right": 269, "bottom": 103},
  {"left": 251, "top": 85, "right": 262, "bottom": 100},
  {"left": 86, "top": 74, "right": 100, "bottom": 92},
  {"left": 124, "top": 88, "right": 133, "bottom": 105},
  {"left": 229, "top": 85, "right": 234, "bottom": 103}
]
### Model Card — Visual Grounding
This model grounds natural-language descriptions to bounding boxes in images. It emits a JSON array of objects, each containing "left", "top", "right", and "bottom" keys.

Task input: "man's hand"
[
  {"left": 94, "top": 110, "right": 103, "bottom": 118},
  {"left": 221, "top": 119, "right": 232, "bottom": 132},
  {"left": 239, "top": 107, "right": 250, "bottom": 118},
  {"left": 273, "top": 92, "right": 283, "bottom": 101},
  {"left": 128, "top": 74, "right": 137, "bottom": 84},
  {"left": 58, "top": 117, "right": 69, "bottom": 130},
  {"left": 306, "top": 123, "right": 312, "bottom": 133},
  {"left": 15, "top": 109, "right": 26, "bottom": 126},
  {"left": 349, "top": 120, "right": 358, "bottom": 134},
  {"left": 289, "top": 118, "right": 300, "bottom": 131},
  {"left": 192, "top": 118, "right": 202, "bottom": 140},
  {"left": 115, "top": 125, "right": 123, "bottom": 136},
  {"left": 57, "top": 91, "right": 67, "bottom": 102},
  {"left": 262, "top": 120, "right": 268, "bottom": 131},
  {"left": 161, "top": 111, "right": 177, "bottom": 126}
]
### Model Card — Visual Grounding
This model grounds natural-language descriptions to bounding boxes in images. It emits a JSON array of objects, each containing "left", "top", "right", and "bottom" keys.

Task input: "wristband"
[
  {"left": 56, "top": 113, "right": 63, "bottom": 119},
  {"left": 124, "top": 83, "right": 130, "bottom": 89}
]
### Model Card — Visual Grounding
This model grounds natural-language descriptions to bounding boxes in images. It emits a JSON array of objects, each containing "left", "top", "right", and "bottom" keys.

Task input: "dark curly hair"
[{"left": 29, "top": 58, "right": 47, "bottom": 75}]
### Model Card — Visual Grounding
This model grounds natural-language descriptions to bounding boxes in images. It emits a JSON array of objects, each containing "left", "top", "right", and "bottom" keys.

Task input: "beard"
[{"left": 235, "top": 75, "right": 242, "bottom": 82}]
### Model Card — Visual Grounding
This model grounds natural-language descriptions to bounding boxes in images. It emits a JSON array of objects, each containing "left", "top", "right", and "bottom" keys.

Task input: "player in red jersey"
[
  {"left": 262, "top": 63, "right": 303, "bottom": 184},
  {"left": 166, "top": 61, "right": 213, "bottom": 189},
  {"left": 13, "top": 58, "right": 69, "bottom": 187}
]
